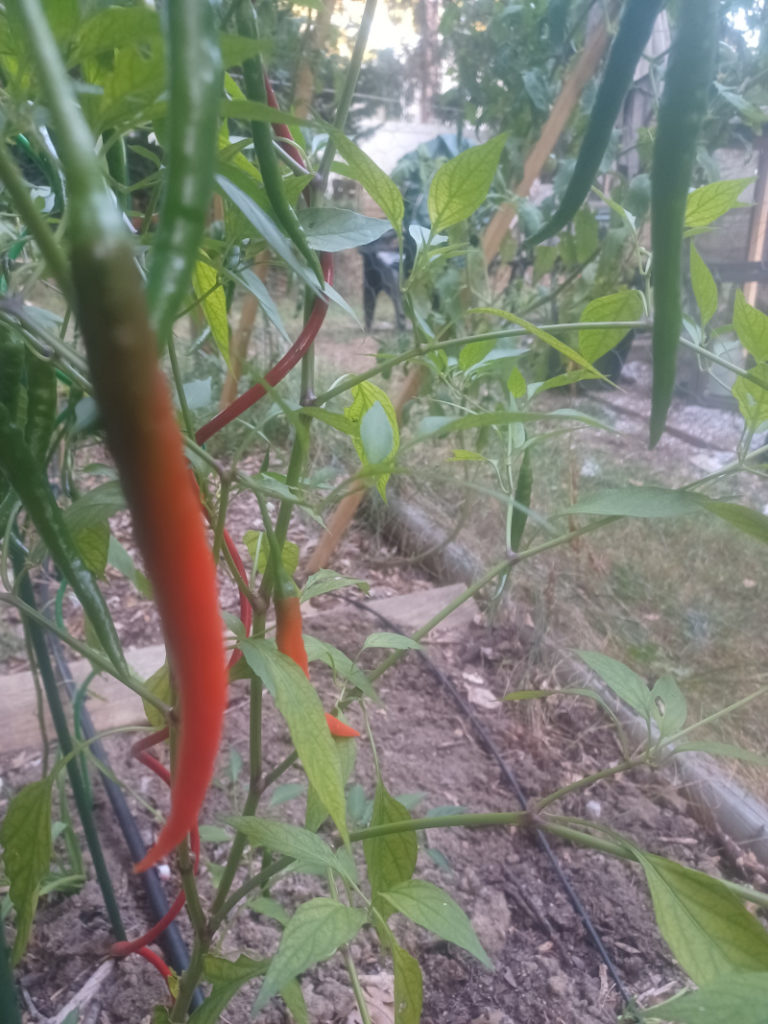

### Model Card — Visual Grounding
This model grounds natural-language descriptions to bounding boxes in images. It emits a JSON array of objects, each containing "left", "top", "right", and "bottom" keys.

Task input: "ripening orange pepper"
[{"left": 272, "top": 564, "right": 360, "bottom": 740}]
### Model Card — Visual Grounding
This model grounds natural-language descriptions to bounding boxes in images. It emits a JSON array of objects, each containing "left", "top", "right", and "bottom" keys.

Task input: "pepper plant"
[{"left": 1, "top": 2, "right": 768, "bottom": 1023}]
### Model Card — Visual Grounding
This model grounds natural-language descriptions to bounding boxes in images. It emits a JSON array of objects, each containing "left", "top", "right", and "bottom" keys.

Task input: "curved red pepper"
[{"left": 195, "top": 251, "right": 334, "bottom": 445}]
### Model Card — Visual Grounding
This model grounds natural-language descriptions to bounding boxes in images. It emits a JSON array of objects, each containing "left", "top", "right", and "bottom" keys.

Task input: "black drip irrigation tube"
[
  {"left": 12, "top": 543, "right": 203, "bottom": 1010},
  {"left": 341, "top": 592, "right": 641, "bottom": 1019}
]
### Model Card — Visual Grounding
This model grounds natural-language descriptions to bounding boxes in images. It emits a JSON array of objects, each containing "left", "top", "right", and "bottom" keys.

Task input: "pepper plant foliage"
[{"left": 1, "top": 1, "right": 768, "bottom": 1022}]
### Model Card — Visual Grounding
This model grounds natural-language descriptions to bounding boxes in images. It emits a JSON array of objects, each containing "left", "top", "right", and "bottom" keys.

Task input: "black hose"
[
  {"left": 30, "top": 561, "right": 204, "bottom": 1010},
  {"left": 342, "top": 593, "right": 640, "bottom": 1016}
]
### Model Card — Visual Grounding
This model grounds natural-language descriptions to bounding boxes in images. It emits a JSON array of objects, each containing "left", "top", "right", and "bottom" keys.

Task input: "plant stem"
[
  {"left": 534, "top": 757, "right": 647, "bottom": 813},
  {"left": 167, "top": 335, "right": 195, "bottom": 438},
  {"left": 541, "top": 819, "right": 768, "bottom": 910},
  {"left": 209, "top": 855, "right": 293, "bottom": 932},
  {"left": 314, "top": 321, "right": 649, "bottom": 406},
  {"left": 366, "top": 516, "right": 616, "bottom": 686},
  {"left": 679, "top": 335, "right": 768, "bottom": 391},
  {"left": 317, "top": 0, "right": 378, "bottom": 189},
  {"left": 0, "top": 142, "right": 72, "bottom": 295},
  {"left": 349, "top": 811, "right": 527, "bottom": 841},
  {"left": 210, "top": 678, "right": 263, "bottom": 917},
  {"left": 0, "top": 914, "right": 21, "bottom": 1024},
  {"left": 12, "top": 545, "right": 126, "bottom": 942}
]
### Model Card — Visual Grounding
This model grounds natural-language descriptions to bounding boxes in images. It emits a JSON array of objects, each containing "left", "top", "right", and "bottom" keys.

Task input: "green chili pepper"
[
  {"left": 234, "top": 2, "right": 324, "bottom": 284},
  {"left": 649, "top": 0, "right": 718, "bottom": 447},
  {"left": 0, "top": 330, "right": 26, "bottom": 424},
  {"left": 0, "top": 400, "right": 128, "bottom": 677},
  {"left": 23, "top": 349, "right": 56, "bottom": 467},
  {"left": 509, "top": 447, "right": 532, "bottom": 553},
  {"left": 527, "top": 0, "right": 665, "bottom": 247},
  {"left": 145, "top": 0, "right": 223, "bottom": 349}
]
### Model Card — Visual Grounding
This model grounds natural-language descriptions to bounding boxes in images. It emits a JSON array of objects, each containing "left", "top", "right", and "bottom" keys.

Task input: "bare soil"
[{"left": 3, "top": 505, "right": 765, "bottom": 1024}]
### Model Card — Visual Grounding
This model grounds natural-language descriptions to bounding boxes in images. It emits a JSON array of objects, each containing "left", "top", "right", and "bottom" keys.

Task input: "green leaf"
[
  {"left": 458, "top": 339, "right": 495, "bottom": 370},
  {"left": 672, "top": 741, "right": 768, "bottom": 765},
  {"left": 650, "top": 675, "right": 687, "bottom": 738},
  {"left": 533, "top": 244, "right": 558, "bottom": 282},
  {"left": 733, "top": 289, "right": 768, "bottom": 362},
  {"left": 637, "top": 853, "right": 768, "bottom": 984},
  {"left": 507, "top": 366, "right": 527, "bottom": 397},
  {"left": 73, "top": 520, "right": 110, "bottom": 577},
  {"left": 364, "top": 782, "right": 418, "bottom": 904},
  {"left": 344, "top": 382, "right": 399, "bottom": 499},
  {"left": 140, "top": 663, "right": 171, "bottom": 729},
  {"left": 566, "top": 485, "right": 702, "bottom": 519},
  {"left": 254, "top": 898, "right": 367, "bottom": 1011},
  {"left": 297, "top": 208, "right": 392, "bottom": 252},
  {"left": 190, "top": 954, "right": 268, "bottom": 1024},
  {"left": 577, "top": 651, "right": 651, "bottom": 718},
  {"left": 216, "top": 174, "right": 321, "bottom": 292},
  {"left": 732, "top": 365, "right": 768, "bottom": 432},
  {"left": 302, "top": 636, "right": 378, "bottom": 701},
  {"left": 361, "top": 632, "right": 422, "bottom": 652},
  {"left": 573, "top": 208, "right": 599, "bottom": 264},
  {"left": 428, "top": 134, "right": 508, "bottom": 232},
  {"left": 280, "top": 978, "right": 308, "bottom": 1024},
  {"left": 333, "top": 133, "right": 404, "bottom": 234},
  {"left": 473, "top": 306, "right": 604, "bottom": 376},
  {"left": 449, "top": 449, "right": 486, "bottom": 462},
  {"left": 416, "top": 407, "right": 609, "bottom": 440},
  {"left": 578, "top": 290, "right": 644, "bottom": 363},
  {"left": 240, "top": 641, "right": 349, "bottom": 843},
  {"left": 391, "top": 940, "right": 423, "bottom": 1024},
  {"left": 243, "top": 532, "right": 298, "bottom": 576},
  {"left": 226, "top": 817, "right": 353, "bottom": 882},
  {"left": 0, "top": 777, "right": 53, "bottom": 962},
  {"left": 247, "top": 896, "right": 290, "bottom": 926},
  {"left": 301, "top": 569, "right": 370, "bottom": 602},
  {"left": 644, "top": 972, "right": 768, "bottom": 1023},
  {"left": 193, "top": 262, "right": 230, "bottom": 368},
  {"left": 381, "top": 880, "right": 492, "bottom": 969},
  {"left": 107, "top": 535, "right": 151, "bottom": 597},
  {"left": 71, "top": 6, "right": 160, "bottom": 64},
  {"left": 685, "top": 178, "right": 753, "bottom": 229},
  {"left": 703, "top": 499, "right": 768, "bottom": 545},
  {"left": 690, "top": 245, "right": 718, "bottom": 326}
]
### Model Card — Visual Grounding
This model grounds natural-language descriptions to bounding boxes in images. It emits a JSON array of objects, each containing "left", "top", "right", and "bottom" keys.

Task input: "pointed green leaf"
[
  {"left": 241, "top": 641, "right": 349, "bottom": 844},
  {"left": 733, "top": 289, "right": 768, "bottom": 362},
  {"left": 645, "top": 972, "right": 768, "bottom": 1023},
  {"left": 473, "top": 306, "right": 604, "bottom": 376},
  {"left": 333, "top": 133, "right": 404, "bottom": 234},
  {"left": 566, "top": 485, "right": 702, "bottom": 519},
  {"left": 577, "top": 651, "right": 651, "bottom": 718},
  {"left": 0, "top": 777, "right": 53, "bottom": 962},
  {"left": 193, "top": 262, "right": 230, "bottom": 367},
  {"left": 254, "top": 898, "right": 367, "bottom": 1011},
  {"left": 392, "top": 941, "right": 423, "bottom": 1024},
  {"left": 650, "top": 675, "right": 687, "bottom": 738},
  {"left": 302, "top": 635, "right": 378, "bottom": 700},
  {"left": 300, "top": 570, "right": 370, "bottom": 602},
  {"left": 638, "top": 853, "right": 768, "bottom": 984},
  {"left": 690, "top": 245, "right": 718, "bottom": 326},
  {"left": 226, "top": 817, "right": 353, "bottom": 882},
  {"left": 428, "top": 134, "right": 508, "bottom": 231},
  {"left": 297, "top": 208, "right": 392, "bottom": 252},
  {"left": 191, "top": 954, "right": 268, "bottom": 1024},
  {"left": 141, "top": 662, "right": 171, "bottom": 729},
  {"left": 685, "top": 178, "right": 753, "bottom": 229},
  {"left": 732, "top": 366, "right": 768, "bottom": 432},
  {"left": 364, "top": 782, "right": 418, "bottom": 904},
  {"left": 578, "top": 290, "right": 644, "bottom": 363},
  {"left": 361, "top": 632, "right": 422, "bottom": 652},
  {"left": 381, "top": 880, "right": 492, "bottom": 969}
]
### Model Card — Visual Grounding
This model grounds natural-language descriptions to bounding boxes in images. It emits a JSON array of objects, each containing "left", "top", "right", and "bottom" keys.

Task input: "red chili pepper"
[{"left": 324, "top": 713, "right": 360, "bottom": 738}]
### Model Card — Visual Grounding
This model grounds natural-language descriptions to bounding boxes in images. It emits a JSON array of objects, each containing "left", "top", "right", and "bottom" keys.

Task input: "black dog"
[{"left": 359, "top": 231, "right": 406, "bottom": 331}]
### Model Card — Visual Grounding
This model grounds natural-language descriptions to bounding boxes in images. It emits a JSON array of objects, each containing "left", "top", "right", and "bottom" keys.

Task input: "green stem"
[
  {"left": 366, "top": 516, "right": 616, "bottom": 687},
  {"left": 170, "top": 837, "right": 209, "bottom": 1021},
  {"left": 350, "top": 811, "right": 526, "bottom": 842},
  {"left": 167, "top": 335, "right": 195, "bottom": 437},
  {"left": 210, "top": 677, "right": 263, "bottom": 917},
  {"left": 541, "top": 820, "right": 768, "bottom": 910},
  {"left": 317, "top": 0, "right": 378, "bottom": 189},
  {"left": 314, "top": 321, "right": 650, "bottom": 406},
  {"left": 209, "top": 855, "right": 293, "bottom": 932},
  {"left": 534, "top": 757, "right": 647, "bottom": 813},
  {"left": 0, "top": 142, "right": 72, "bottom": 295},
  {"left": 679, "top": 335, "right": 768, "bottom": 391},
  {"left": 12, "top": 544, "right": 126, "bottom": 942},
  {"left": 0, "top": 914, "right": 21, "bottom": 1023},
  {"left": 659, "top": 684, "right": 768, "bottom": 748}
]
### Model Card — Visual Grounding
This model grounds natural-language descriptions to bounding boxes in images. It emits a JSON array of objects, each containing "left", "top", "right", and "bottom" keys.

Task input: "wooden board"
[{"left": 0, "top": 643, "right": 166, "bottom": 755}]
